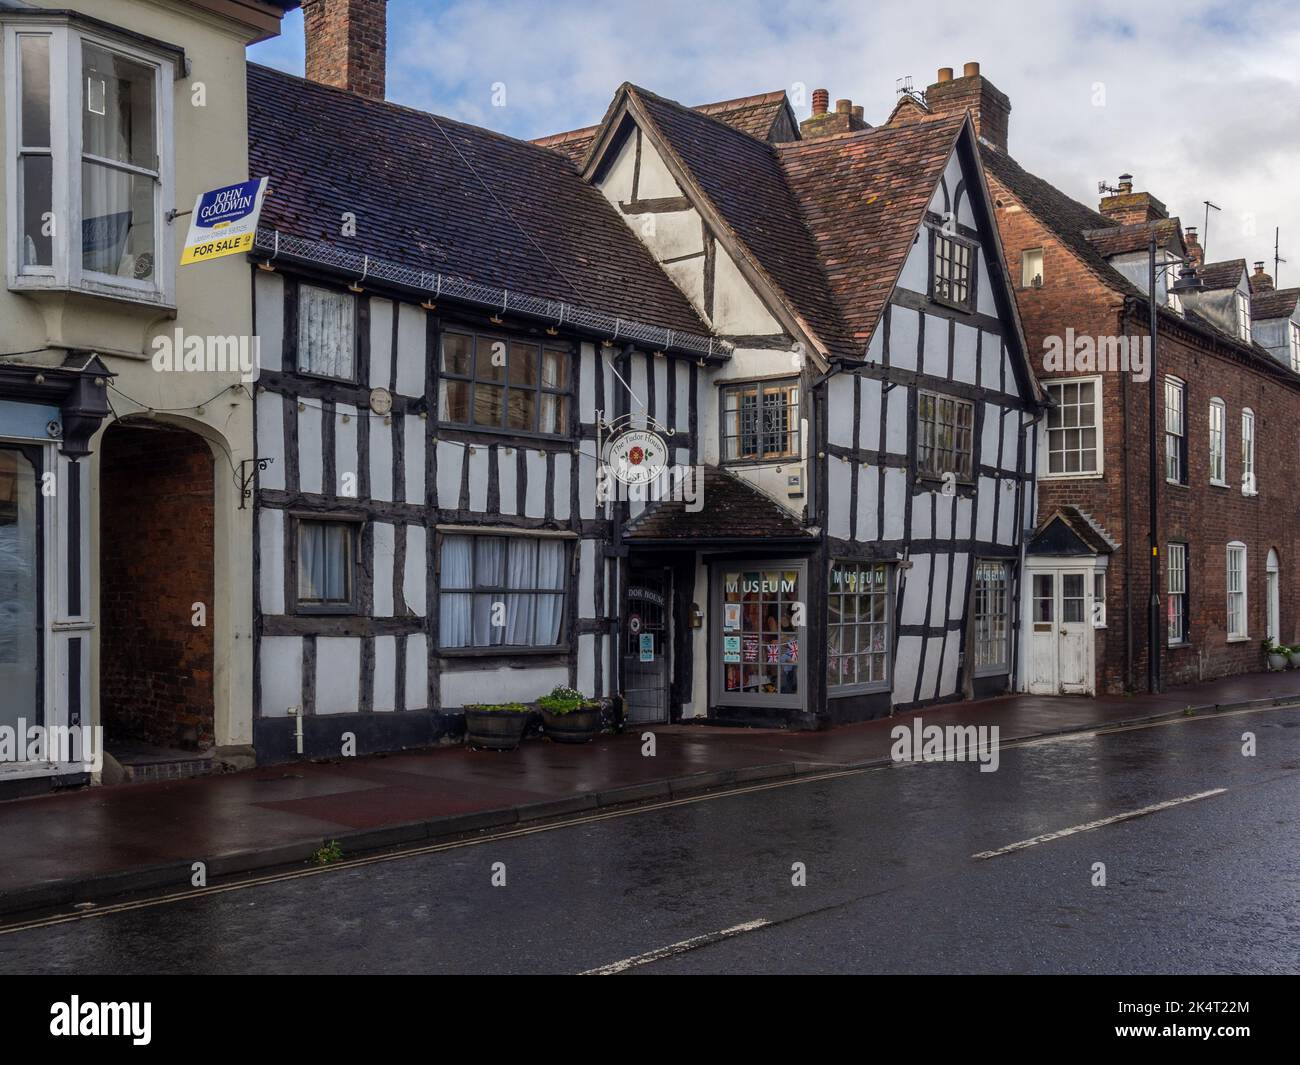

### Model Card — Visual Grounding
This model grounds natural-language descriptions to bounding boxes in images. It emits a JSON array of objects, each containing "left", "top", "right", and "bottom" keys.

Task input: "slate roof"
[
  {"left": 777, "top": 115, "right": 968, "bottom": 348},
  {"left": 626, "top": 84, "right": 856, "bottom": 358},
  {"left": 1196, "top": 259, "right": 1247, "bottom": 291},
  {"left": 1029, "top": 506, "right": 1116, "bottom": 556},
  {"left": 533, "top": 89, "right": 795, "bottom": 166},
  {"left": 247, "top": 64, "right": 710, "bottom": 338},
  {"left": 624, "top": 466, "right": 813, "bottom": 543},
  {"left": 1252, "top": 288, "right": 1300, "bottom": 321}
]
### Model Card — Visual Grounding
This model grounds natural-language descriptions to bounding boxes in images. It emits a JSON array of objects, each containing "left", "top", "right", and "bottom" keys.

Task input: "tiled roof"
[
  {"left": 1196, "top": 259, "right": 1247, "bottom": 291},
  {"left": 247, "top": 64, "right": 710, "bottom": 338},
  {"left": 1252, "top": 288, "right": 1300, "bottom": 321},
  {"left": 1084, "top": 218, "right": 1185, "bottom": 258},
  {"left": 532, "top": 89, "right": 795, "bottom": 166},
  {"left": 625, "top": 85, "right": 856, "bottom": 358},
  {"left": 777, "top": 115, "right": 967, "bottom": 348},
  {"left": 624, "top": 466, "right": 812, "bottom": 542}
]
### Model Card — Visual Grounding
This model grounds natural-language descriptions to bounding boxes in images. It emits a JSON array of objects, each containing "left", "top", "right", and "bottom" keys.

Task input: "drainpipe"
[
  {"left": 1146, "top": 238, "right": 1161, "bottom": 694},
  {"left": 1121, "top": 300, "right": 1134, "bottom": 692}
]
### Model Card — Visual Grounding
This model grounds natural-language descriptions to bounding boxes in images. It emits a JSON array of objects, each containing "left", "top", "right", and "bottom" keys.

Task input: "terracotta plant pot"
[
  {"left": 464, "top": 708, "right": 530, "bottom": 751},
  {"left": 542, "top": 704, "right": 602, "bottom": 744}
]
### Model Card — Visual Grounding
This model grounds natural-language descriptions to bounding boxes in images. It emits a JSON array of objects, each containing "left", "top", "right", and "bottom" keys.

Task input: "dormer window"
[
  {"left": 1236, "top": 291, "right": 1251, "bottom": 341},
  {"left": 1165, "top": 256, "right": 1184, "bottom": 315},
  {"left": 929, "top": 224, "right": 976, "bottom": 312},
  {"left": 3, "top": 20, "right": 174, "bottom": 304},
  {"left": 1290, "top": 323, "right": 1300, "bottom": 373}
]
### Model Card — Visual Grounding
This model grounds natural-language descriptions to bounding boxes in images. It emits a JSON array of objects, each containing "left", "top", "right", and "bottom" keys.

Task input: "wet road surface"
[{"left": 2, "top": 706, "right": 1297, "bottom": 974}]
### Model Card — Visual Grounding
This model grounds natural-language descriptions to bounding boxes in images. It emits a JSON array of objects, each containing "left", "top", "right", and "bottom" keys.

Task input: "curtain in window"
[
  {"left": 472, "top": 537, "right": 506, "bottom": 645},
  {"left": 439, "top": 536, "right": 473, "bottom": 648},
  {"left": 298, "top": 286, "right": 355, "bottom": 378},
  {"left": 299, "top": 523, "right": 347, "bottom": 602},
  {"left": 504, "top": 538, "right": 537, "bottom": 645},
  {"left": 533, "top": 540, "right": 565, "bottom": 644}
]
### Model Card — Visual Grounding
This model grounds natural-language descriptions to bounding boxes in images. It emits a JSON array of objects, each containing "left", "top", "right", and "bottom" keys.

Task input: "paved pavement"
[
  {"left": 2, "top": 700, "right": 1296, "bottom": 974},
  {"left": 1, "top": 669, "right": 1298, "bottom": 916}
]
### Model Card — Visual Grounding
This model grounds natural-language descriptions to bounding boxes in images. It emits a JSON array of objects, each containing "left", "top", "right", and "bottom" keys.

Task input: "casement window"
[
  {"left": 438, "top": 534, "right": 567, "bottom": 650},
  {"left": 916, "top": 390, "right": 974, "bottom": 480},
  {"left": 1167, "top": 542, "right": 1188, "bottom": 644},
  {"left": 1290, "top": 323, "right": 1300, "bottom": 373},
  {"left": 297, "top": 284, "right": 356, "bottom": 380},
  {"left": 294, "top": 518, "right": 358, "bottom": 614},
  {"left": 826, "top": 561, "right": 890, "bottom": 692},
  {"left": 1208, "top": 397, "right": 1227, "bottom": 485},
  {"left": 1044, "top": 378, "right": 1099, "bottom": 475},
  {"left": 1021, "top": 248, "right": 1043, "bottom": 288},
  {"left": 439, "top": 331, "right": 570, "bottom": 436},
  {"left": 929, "top": 224, "right": 976, "bottom": 311},
  {"left": 972, "top": 560, "right": 1010, "bottom": 675},
  {"left": 4, "top": 21, "right": 174, "bottom": 302},
  {"left": 1226, "top": 542, "right": 1248, "bottom": 639},
  {"left": 721, "top": 379, "right": 800, "bottom": 462},
  {"left": 1235, "top": 292, "right": 1251, "bottom": 341},
  {"left": 1164, "top": 376, "right": 1187, "bottom": 485},
  {"left": 1241, "top": 408, "right": 1256, "bottom": 494}
]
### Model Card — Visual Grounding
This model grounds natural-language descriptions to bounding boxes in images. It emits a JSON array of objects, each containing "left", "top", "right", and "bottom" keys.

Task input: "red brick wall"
[
  {"left": 100, "top": 425, "right": 215, "bottom": 750},
  {"left": 991, "top": 176, "right": 1300, "bottom": 693},
  {"left": 304, "top": 0, "right": 387, "bottom": 99}
]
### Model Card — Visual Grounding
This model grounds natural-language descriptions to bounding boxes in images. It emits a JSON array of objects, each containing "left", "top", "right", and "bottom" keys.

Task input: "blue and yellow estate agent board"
[{"left": 180, "top": 178, "right": 269, "bottom": 265}]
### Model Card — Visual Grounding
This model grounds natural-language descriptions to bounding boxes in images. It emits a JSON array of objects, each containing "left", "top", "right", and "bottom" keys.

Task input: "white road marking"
[
  {"left": 971, "top": 788, "right": 1228, "bottom": 860},
  {"left": 581, "top": 919, "right": 771, "bottom": 975}
]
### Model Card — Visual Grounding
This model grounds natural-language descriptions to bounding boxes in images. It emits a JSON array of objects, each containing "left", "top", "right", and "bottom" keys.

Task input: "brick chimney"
[
  {"left": 304, "top": 0, "right": 388, "bottom": 99},
  {"left": 800, "top": 90, "right": 869, "bottom": 138},
  {"left": 922, "top": 61, "right": 1010, "bottom": 151},
  {"left": 1099, "top": 173, "right": 1167, "bottom": 225},
  {"left": 1249, "top": 261, "right": 1274, "bottom": 293},
  {"left": 1183, "top": 226, "right": 1204, "bottom": 270}
]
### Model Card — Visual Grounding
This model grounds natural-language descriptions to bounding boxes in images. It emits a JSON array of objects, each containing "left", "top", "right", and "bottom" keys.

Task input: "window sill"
[
  {"left": 1165, "top": 479, "right": 1188, "bottom": 488},
  {"left": 1209, "top": 480, "right": 1229, "bottom": 489},
  {"left": 438, "top": 645, "right": 569, "bottom": 659},
  {"left": 10, "top": 274, "right": 174, "bottom": 313},
  {"left": 1041, "top": 471, "right": 1104, "bottom": 481},
  {"left": 721, "top": 456, "right": 803, "bottom": 468},
  {"left": 1167, "top": 640, "right": 1192, "bottom": 649},
  {"left": 1226, "top": 635, "right": 1251, "bottom": 644}
]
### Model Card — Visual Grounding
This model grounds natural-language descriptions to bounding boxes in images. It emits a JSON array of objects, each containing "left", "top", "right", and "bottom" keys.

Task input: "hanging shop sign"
[{"left": 181, "top": 178, "right": 269, "bottom": 265}]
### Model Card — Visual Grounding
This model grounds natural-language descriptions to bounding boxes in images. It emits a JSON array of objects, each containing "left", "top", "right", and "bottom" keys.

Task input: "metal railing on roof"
[{"left": 252, "top": 228, "right": 729, "bottom": 361}]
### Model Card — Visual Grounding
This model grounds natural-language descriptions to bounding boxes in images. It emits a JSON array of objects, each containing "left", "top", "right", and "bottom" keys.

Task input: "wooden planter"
[
  {"left": 542, "top": 704, "right": 602, "bottom": 744},
  {"left": 464, "top": 708, "right": 531, "bottom": 751}
]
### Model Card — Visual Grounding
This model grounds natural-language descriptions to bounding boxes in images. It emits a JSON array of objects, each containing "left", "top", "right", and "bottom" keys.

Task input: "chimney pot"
[
  {"left": 963, "top": 61, "right": 980, "bottom": 77},
  {"left": 1117, "top": 173, "right": 1133, "bottom": 193},
  {"left": 811, "top": 88, "right": 829, "bottom": 115},
  {"left": 851, "top": 104, "right": 864, "bottom": 122},
  {"left": 937, "top": 67, "right": 954, "bottom": 83},
  {"left": 1254, "top": 261, "right": 1266, "bottom": 273},
  {"left": 836, "top": 98, "right": 851, "bottom": 114}
]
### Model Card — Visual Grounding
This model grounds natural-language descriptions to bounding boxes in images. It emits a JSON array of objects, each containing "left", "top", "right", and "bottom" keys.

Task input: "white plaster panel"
[
  {"left": 524, "top": 449, "right": 547, "bottom": 517},
  {"left": 554, "top": 452, "right": 572, "bottom": 521},
  {"left": 405, "top": 634, "right": 428, "bottom": 710},
  {"left": 297, "top": 401, "right": 323, "bottom": 495},
  {"left": 897, "top": 229, "right": 927, "bottom": 293},
  {"left": 497, "top": 446, "right": 518, "bottom": 515},
  {"left": 828, "top": 377, "right": 855, "bottom": 446},
  {"left": 440, "top": 666, "right": 569, "bottom": 708},
  {"left": 827, "top": 456, "right": 852, "bottom": 539},
  {"left": 900, "top": 559, "right": 930, "bottom": 626},
  {"left": 259, "top": 508, "right": 285, "bottom": 616},
  {"left": 404, "top": 415, "right": 424, "bottom": 504},
  {"left": 468, "top": 445, "right": 488, "bottom": 511},
  {"left": 855, "top": 466, "right": 879, "bottom": 542},
  {"left": 254, "top": 271, "right": 284, "bottom": 372},
  {"left": 404, "top": 525, "right": 426, "bottom": 617},
  {"left": 888, "top": 306, "right": 919, "bottom": 370},
  {"left": 892, "top": 635, "right": 921, "bottom": 705},
  {"left": 259, "top": 637, "right": 302, "bottom": 718},
  {"left": 334, "top": 403, "right": 358, "bottom": 497},
  {"left": 255, "top": 391, "right": 286, "bottom": 490},
  {"left": 373, "top": 635, "right": 396, "bottom": 712},
  {"left": 979, "top": 331, "right": 1002, "bottom": 391},
  {"left": 923, "top": 313, "right": 949, "bottom": 377},
  {"left": 885, "top": 392, "right": 908, "bottom": 455},
  {"left": 882, "top": 467, "right": 906, "bottom": 540},
  {"left": 370, "top": 420, "right": 393, "bottom": 502},
  {"left": 578, "top": 634, "right": 596, "bottom": 697},
  {"left": 316, "top": 637, "right": 361, "bottom": 715},
  {"left": 578, "top": 440, "right": 598, "bottom": 519},
  {"left": 368, "top": 298, "right": 393, "bottom": 390},
  {"left": 395, "top": 303, "right": 426, "bottom": 397},
  {"left": 953, "top": 322, "right": 979, "bottom": 384},
  {"left": 976, "top": 478, "right": 996, "bottom": 542},
  {"left": 858, "top": 376, "right": 882, "bottom": 450},
  {"left": 437, "top": 440, "right": 463, "bottom": 508},
  {"left": 372, "top": 522, "right": 394, "bottom": 617}
]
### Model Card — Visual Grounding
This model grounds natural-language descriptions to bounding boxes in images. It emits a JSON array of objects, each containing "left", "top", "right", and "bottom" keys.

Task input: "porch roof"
[{"left": 623, "top": 466, "right": 814, "bottom": 545}]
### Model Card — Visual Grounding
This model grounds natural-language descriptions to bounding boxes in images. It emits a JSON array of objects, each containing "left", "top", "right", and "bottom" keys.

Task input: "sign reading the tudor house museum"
[
  {"left": 604, "top": 428, "right": 667, "bottom": 486},
  {"left": 180, "top": 178, "right": 269, "bottom": 265}
]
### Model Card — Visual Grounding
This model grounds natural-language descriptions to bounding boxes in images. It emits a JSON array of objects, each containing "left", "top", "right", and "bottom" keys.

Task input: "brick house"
[{"left": 884, "top": 63, "right": 1300, "bottom": 694}]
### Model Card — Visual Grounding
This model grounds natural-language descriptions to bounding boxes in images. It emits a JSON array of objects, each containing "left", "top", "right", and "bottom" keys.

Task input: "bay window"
[
  {"left": 438, "top": 534, "right": 568, "bottom": 650},
  {"left": 4, "top": 20, "right": 173, "bottom": 301}
]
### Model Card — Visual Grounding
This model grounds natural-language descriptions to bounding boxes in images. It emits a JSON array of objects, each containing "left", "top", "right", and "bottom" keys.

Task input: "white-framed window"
[
  {"left": 3, "top": 20, "right": 174, "bottom": 303},
  {"left": 1241, "top": 408, "right": 1256, "bottom": 495},
  {"left": 1165, "top": 255, "right": 1184, "bottom": 315},
  {"left": 1021, "top": 248, "right": 1043, "bottom": 288},
  {"left": 1290, "top": 323, "right": 1300, "bottom": 373},
  {"left": 1167, "top": 542, "right": 1187, "bottom": 644},
  {"left": 1235, "top": 291, "right": 1251, "bottom": 341},
  {"left": 1165, "top": 376, "right": 1186, "bottom": 484},
  {"left": 916, "top": 390, "right": 974, "bottom": 481},
  {"left": 1208, "top": 397, "right": 1227, "bottom": 485},
  {"left": 297, "top": 284, "right": 357, "bottom": 380},
  {"left": 1226, "top": 541, "right": 1247, "bottom": 639},
  {"left": 929, "top": 224, "right": 976, "bottom": 311},
  {"left": 1044, "top": 377, "right": 1100, "bottom": 476},
  {"left": 827, "top": 560, "right": 891, "bottom": 692},
  {"left": 973, "top": 560, "right": 1010, "bottom": 675},
  {"left": 438, "top": 534, "right": 568, "bottom": 650}
]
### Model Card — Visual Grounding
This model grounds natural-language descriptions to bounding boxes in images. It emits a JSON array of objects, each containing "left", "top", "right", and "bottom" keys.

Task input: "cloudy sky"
[{"left": 250, "top": 0, "right": 1300, "bottom": 281}]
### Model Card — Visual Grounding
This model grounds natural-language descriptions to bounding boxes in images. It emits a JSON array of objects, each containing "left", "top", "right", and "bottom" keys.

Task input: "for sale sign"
[{"left": 180, "top": 178, "right": 268, "bottom": 265}]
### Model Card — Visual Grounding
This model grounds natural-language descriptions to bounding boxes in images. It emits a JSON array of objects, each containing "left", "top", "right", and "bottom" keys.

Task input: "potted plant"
[
  {"left": 463, "top": 702, "right": 532, "bottom": 751},
  {"left": 538, "top": 685, "right": 603, "bottom": 744},
  {"left": 1263, "top": 639, "right": 1289, "bottom": 672},
  {"left": 1288, "top": 645, "right": 1300, "bottom": 670}
]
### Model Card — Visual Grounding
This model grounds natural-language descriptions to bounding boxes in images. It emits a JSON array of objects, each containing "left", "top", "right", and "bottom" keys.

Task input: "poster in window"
[
  {"left": 723, "top": 635, "right": 741, "bottom": 663},
  {"left": 724, "top": 603, "right": 741, "bottom": 631},
  {"left": 742, "top": 635, "right": 759, "bottom": 662},
  {"left": 639, "top": 633, "right": 655, "bottom": 662}
]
